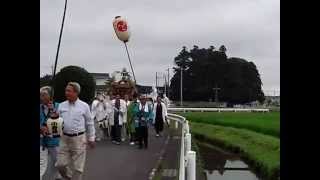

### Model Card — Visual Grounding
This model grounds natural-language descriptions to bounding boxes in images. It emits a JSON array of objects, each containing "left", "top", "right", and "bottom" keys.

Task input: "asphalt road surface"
[
  {"left": 83, "top": 128, "right": 170, "bottom": 180},
  {"left": 43, "top": 126, "right": 179, "bottom": 180}
]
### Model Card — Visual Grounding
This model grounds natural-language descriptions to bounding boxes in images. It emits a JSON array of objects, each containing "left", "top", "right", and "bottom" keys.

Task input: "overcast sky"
[{"left": 40, "top": 0, "right": 280, "bottom": 95}]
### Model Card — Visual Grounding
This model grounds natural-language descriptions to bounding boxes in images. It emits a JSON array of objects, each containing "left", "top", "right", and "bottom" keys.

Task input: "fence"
[
  {"left": 167, "top": 113, "right": 196, "bottom": 180},
  {"left": 168, "top": 107, "right": 270, "bottom": 113}
]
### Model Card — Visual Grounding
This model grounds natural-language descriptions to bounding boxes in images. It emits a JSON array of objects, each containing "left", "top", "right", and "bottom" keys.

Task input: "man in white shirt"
[{"left": 56, "top": 82, "right": 95, "bottom": 180}]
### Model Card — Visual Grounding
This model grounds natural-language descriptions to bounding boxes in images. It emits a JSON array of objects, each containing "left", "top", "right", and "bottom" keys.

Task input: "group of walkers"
[
  {"left": 40, "top": 82, "right": 169, "bottom": 180},
  {"left": 91, "top": 93, "right": 169, "bottom": 148}
]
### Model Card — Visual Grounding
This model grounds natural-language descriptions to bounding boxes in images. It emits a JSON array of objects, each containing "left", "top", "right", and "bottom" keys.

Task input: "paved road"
[
  {"left": 43, "top": 125, "right": 181, "bottom": 180},
  {"left": 83, "top": 128, "right": 170, "bottom": 180}
]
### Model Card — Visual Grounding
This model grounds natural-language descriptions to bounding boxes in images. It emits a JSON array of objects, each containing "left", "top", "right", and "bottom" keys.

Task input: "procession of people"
[{"left": 40, "top": 83, "right": 169, "bottom": 180}]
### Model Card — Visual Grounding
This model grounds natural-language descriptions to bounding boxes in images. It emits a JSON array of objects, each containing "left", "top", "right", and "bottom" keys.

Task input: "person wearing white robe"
[
  {"left": 109, "top": 95, "right": 126, "bottom": 145},
  {"left": 91, "top": 94, "right": 107, "bottom": 141},
  {"left": 153, "top": 96, "right": 168, "bottom": 137},
  {"left": 121, "top": 95, "right": 130, "bottom": 142}
]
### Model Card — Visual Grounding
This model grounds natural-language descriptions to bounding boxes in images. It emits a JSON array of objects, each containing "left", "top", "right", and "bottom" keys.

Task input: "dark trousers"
[
  {"left": 134, "top": 128, "right": 139, "bottom": 142},
  {"left": 130, "top": 132, "right": 136, "bottom": 142},
  {"left": 111, "top": 125, "right": 122, "bottom": 142},
  {"left": 155, "top": 118, "right": 164, "bottom": 134},
  {"left": 102, "top": 128, "right": 109, "bottom": 138},
  {"left": 137, "top": 126, "right": 148, "bottom": 148}
]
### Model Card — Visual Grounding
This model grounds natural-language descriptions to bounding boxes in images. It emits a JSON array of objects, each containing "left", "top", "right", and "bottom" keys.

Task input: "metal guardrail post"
[
  {"left": 179, "top": 120, "right": 185, "bottom": 180},
  {"left": 185, "top": 133, "right": 191, "bottom": 152},
  {"left": 168, "top": 113, "right": 195, "bottom": 180},
  {"left": 185, "top": 121, "right": 190, "bottom": 134},
  {"left": 186, "top": 151, "right": 196, "bottom": 180}
]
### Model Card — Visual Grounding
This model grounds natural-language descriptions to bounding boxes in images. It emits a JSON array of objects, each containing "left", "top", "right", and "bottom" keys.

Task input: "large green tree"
[
  {"left": 51, "top": 66, "right": 96, "bottom": 104},
  {"left": 40, "top": 74, "right": 52, "bottom": 87},
  {"left": 170, "top": 45, "right": 265, "bottom": 104}
]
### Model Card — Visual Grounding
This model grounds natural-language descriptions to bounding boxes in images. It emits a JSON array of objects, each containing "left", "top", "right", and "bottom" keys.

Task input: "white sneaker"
[
  {"left": 156, "top": 134, "right": 160, "bottom": 137},
  {"left": 121, "top": 138, "right": 125, "bottom": 142},
  {"left": 130, "top": 142, "right": 135, "bottom": 146},
  {"left": 96, "top": 138, "right": 101, "bottom": 141}
]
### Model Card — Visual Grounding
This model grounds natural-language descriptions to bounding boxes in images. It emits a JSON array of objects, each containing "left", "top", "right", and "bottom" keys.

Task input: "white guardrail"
[
  {"left": 168, "top": 107, "right": 270, "bottom": 113},
  {"left": 167, "top": 113, "right": 196, "bottom": 180}
]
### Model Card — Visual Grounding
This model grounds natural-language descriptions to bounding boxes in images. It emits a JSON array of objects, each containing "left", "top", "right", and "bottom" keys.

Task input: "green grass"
[
  {"left": 179, "top": 112, "right": 280, "bottom": 137},
  {"left": 191, "top": 138, "right": 207, "bottom": 180},
  {"left": 191, "top": 122, "right": 280, "bottom": 179}
]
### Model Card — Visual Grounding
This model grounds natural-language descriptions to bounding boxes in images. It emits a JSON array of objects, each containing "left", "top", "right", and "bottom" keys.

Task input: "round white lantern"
[{"left": 113, "top": 16, "right": 130, "bottom": 42}]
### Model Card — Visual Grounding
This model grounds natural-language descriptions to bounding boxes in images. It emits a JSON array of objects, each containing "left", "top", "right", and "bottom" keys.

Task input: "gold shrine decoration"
[{"left": 109, "top": 79, "right": 137, "bottom": 100}]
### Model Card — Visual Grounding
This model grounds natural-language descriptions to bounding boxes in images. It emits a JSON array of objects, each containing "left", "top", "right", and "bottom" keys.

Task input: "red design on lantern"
[{"left": 117, "top": 21, "right": 127, "bottom": 32}]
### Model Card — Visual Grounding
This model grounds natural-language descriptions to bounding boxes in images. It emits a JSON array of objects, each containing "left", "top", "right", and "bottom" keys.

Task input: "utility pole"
[
  {"left": 156, "top": 72, "right": 158, "bottom": 91},
  {"left": 212, "top": 85, "right": 221, "bottom": 103},
  {"left": 167, "top": 68, "right": 170, "bottom": 98},
  {"left": 51, "top": 65, "right": 54, "bottom": 76},
  {"left": 180, "top": 66, "right": 183, "bottom": 107},
  {"left": 163, "top": 74, "right": 167, "bottom": 96},
  {"left": 52, "top": 0, "right": 68, "bottom": 80}
]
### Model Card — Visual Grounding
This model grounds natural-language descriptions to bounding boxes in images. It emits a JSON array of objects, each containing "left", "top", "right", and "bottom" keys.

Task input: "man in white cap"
[{"left": 56, "top": 82, "right": 95, "bottom": 180}]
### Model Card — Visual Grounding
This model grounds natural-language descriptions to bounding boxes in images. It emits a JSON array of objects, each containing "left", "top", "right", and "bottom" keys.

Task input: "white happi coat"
[
  {"left": 152, "top": 102, "right": 168, "bottom": 124},
  {"left": 123, "top": 100, "right": 130, "bottom": 124},
  {"left": 91, "top": 100, "right": 107, "bottom": 122},
  {"left": 108, "top": 99, "right": 126, "bottom": 126}
]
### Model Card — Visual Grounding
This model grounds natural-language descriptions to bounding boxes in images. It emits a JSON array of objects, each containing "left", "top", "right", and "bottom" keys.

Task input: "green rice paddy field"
[
  {"left": 179, "top": 111, "right": 280, "bottom": 137},
  {"left": 177, "top": 111, "right": 280, "bottom": 179}
]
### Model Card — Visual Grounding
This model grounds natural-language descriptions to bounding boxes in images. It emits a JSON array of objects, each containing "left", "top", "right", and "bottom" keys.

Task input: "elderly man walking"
[
  {"left": 40, "top": 86, "right": 61, "bottom": 180},
  {"left": 56, "top": 82, "right": 95, "bottom": 180}
]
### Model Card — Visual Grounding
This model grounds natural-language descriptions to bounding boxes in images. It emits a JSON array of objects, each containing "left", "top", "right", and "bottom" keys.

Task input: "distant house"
[
  {"left": 265, "top": 95, "right": 280, "bottom": 106},
  {"left": 90, "top": 73, "right": 111, "bottom": 95},
  {"left": 135, "top": 84, "right": 165, "bottom": 96}
]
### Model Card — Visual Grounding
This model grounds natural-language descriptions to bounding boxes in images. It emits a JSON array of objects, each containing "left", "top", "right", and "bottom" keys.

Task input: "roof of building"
[{"left": 90, "top": 73, "right": 110, "bottom": 79}]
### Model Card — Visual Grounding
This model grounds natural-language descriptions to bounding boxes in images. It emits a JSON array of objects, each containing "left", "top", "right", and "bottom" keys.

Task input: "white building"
[{"left": 90, "top": 73, "right": 111, "bottom": 95}]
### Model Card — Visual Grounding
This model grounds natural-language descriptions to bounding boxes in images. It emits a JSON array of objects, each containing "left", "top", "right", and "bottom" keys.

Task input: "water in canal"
[{"left": 197, "top": 142, "right": 260, "bottom": 180}]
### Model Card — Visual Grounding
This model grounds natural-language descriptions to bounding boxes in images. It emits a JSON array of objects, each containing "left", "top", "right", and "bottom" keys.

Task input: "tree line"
[{"left": 169, "top": 45, "right": 265, "bottom": 104}]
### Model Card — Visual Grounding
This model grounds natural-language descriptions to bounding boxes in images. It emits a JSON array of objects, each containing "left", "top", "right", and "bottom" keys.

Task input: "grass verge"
[
  {"left": 179, "top": 112, "right": 280, "bottom": 137},
  {"left": 191, "top": 122, "right": 280, "bottom": 180},
  {"left": 191, "top": 138, "right": 207, "bottom": 180}
]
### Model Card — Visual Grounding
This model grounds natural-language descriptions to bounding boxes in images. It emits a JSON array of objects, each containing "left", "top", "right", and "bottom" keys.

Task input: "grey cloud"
[{"left": 41, "top": 0, "right": 279, "bottom": 93}]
